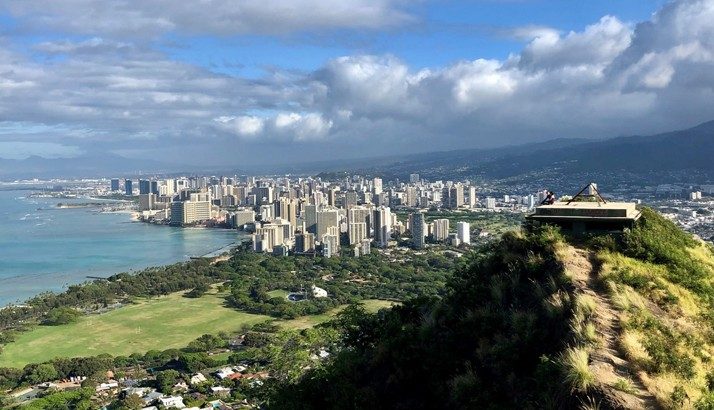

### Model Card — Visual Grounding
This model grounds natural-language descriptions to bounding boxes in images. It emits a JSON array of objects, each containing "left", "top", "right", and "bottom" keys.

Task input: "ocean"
[{"left": 0, "top": 189, "right": 245, "bottom": 306}]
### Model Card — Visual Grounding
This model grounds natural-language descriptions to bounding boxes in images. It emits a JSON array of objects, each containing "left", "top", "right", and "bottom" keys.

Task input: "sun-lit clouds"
[
  {"left": 214, "top": 112, "right": 332, "bottom": 141},
  {"left": 1, "top": 0, "right": 714, "bottom": 165}
]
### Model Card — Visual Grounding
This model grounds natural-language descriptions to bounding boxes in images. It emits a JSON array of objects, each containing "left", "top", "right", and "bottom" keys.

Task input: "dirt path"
[{"left": 561, "top": 246, "right": 660, "bottom": 410}]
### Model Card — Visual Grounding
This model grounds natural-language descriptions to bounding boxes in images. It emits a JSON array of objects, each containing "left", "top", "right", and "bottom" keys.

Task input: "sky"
[{"left": 0, "top": 0, "right": 713, "bottom": 168}]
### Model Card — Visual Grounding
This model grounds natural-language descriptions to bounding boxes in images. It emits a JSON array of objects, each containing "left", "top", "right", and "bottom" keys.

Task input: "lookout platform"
[{"left": 526, "top": 183, "right": 641, "bottom": 233}]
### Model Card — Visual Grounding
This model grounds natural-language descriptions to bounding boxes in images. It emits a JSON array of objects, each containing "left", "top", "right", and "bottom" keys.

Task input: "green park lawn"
[
  {"left": 0, "top": 292, "right": 270, "bottom": 368},
  {"left": 0, "top": 293, "right": 398, "bottom": 368},
  {"left": 267, "top": 289, "right": 291, "bottom": 299}
]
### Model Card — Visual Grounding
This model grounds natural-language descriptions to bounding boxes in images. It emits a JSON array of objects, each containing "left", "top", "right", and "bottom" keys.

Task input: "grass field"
[
  {"left": 0, "top": 294, "right": 398, "bottom": 368},
  {"left": 267, "top": 289, "right": 291, "bottom": 299},
  {"left": 0, "top": 292, "right": 271, "bottom": 368}
]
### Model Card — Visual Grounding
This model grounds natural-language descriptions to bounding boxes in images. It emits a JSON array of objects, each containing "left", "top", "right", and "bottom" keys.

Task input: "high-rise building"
[
  {"left": 348, "top": 222, "right": 367, "bottom": 245},
  {"left": 170, "top": 200, "right": 211, "bottom": 225},
  {"left": 253, "top": 224, "right": 284, "bottom": 253},
  {"left": 468, "top": 186, "right": 477, "bottom": 208},
  {"left": 274, "top": 218, "right": 293, "bottom": 241},
  {"left": 409, "top": 173, "right": 420, "bottom": 184},
  {"left": 110, "top": 179, "right": 120, "bottom": 191},
  {"left": 317, "top": 209, "right": 339, "bottom": 239},
  {"left": 411, "top": 212, "right": 426, "bottom": 249},
  {"left": 322, "top": 234, "right": 339, "bottom": 258},
  {"left": 348, "top": 206, "right": 372, "bottom": 237},
  {"left": 139, "top": 179, "right": 151, "bottom": 195},
  {"left": 295, "top": 233, "right": 316, "bottom": 253},
  {"left": 124, "top": 179, "right": 133, "bottom": 196},
  {"left": 278, "top": 198, "right": 298, "bottom": 230},
  {"left": 232, "top": 209, "right": 255, "bottom": 228},
  {"left": 327, "top": 187, "right": 337, "bottom": 207},
  {"left": 457, "top": 221, "right": 470, "bottom": 245},
  {"left": 344, "top": 191, "right": 359, "bottom": 208},
  {"left": 150, "top": 181, "right": 159, "bottom": 195},
  {"left": 486, "top": 197, "right": 496, "bottom": 209},
  {"left": 449, "top": 184, "right": 464, "bottom": 209},
  {"left": 433, "top": 218, "right": 450, "bottom": 241},
  {"left": 405, "top": 186, "right": 418, "bottom": 207},
  {"left": 138, "top": 193, "right": 156, "bottom": 211},
  {"left": 304, "top": 204, "right": 318, "bottom": 235},
  {"left": 373, "top": 206, "right": 392, "bottom": 247},
  {"left": 256, "top": 186, "right": 274, "bottom": 205},
  {"left": 373, "top": 177, "right": 383, "bottom": 195},
  {"left": 259, "top": 204, "right": 273, "bottom": 221}
]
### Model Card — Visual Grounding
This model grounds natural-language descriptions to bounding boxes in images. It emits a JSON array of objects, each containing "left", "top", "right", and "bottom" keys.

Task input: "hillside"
[
  {"left": 354, "top": 120, "right": 714, "bottom": 181},
  {"left": 269, "top": 209, "right": 714, "bottom": 409}
]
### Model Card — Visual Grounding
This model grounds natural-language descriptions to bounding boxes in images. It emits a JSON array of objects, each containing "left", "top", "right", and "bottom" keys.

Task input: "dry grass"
[
  {"left": 619, "top": 330, "right": 651, "bottom": 367},
  {"left": 608, "top": 282, "right": 647, "bottom": 311},
  {"left": 560, "top": 347, "right": 596, "bottom": 393}
]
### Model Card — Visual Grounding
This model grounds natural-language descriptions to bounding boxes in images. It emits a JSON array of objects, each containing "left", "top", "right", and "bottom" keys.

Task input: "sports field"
[
  {"left": 0, "top": 293, "right": 397, "bottom": 368},
  {"left": 0, "top": 292, "right": 270, "bottom": 368}
]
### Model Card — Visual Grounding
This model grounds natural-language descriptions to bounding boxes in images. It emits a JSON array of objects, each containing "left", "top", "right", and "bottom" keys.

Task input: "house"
[
  {"left": 215, "top": 367, "right": 235, "bottom": 379},
  {"left": 210, "top": 386, "right": 231, "bottom": 396},
  {"left": 189, "top": 373, "right": 208, "bottom": 385},
  {"left": 96, "top": 380, "right": 119, "bottom": 392},
  {"left": 142, "top": 391, "right": 165, "bottom": 406},
  {"left": 124, "top": 387, "right": 151, "bottom": 398},
  {"left": 159, "top": 395, "right": 186, "bottom": 409}
]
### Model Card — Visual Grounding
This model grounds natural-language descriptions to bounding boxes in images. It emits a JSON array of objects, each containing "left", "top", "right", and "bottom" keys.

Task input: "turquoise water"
[{"left": 0, "top": 190, "right": 245, "bottom": 306}]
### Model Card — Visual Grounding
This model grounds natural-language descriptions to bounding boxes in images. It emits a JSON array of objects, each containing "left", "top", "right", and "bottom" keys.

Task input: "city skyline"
[{"left": 2, "top": 0, "right": 713, "bottom": 168}]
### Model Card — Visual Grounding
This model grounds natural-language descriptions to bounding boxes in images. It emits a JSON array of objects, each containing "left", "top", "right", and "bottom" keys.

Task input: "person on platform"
[{"left": 541, "top": 191, "right": 556, "bottom": 205}]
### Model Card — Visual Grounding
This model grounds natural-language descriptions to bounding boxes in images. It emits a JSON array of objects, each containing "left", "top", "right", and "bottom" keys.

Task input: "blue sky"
[{"left": 0, "top": 0, "right": 712, "bottom": 167}]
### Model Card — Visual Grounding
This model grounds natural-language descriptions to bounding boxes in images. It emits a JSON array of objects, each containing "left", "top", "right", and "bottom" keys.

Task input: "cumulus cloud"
[
  {"left": 1, "top": 0, "right": 714, "bottom": 165},
  {"left": 214, "top": 112, "right": 333, "bottom": 141}
]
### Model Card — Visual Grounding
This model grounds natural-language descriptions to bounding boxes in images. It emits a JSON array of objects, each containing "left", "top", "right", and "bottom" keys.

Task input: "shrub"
[
  {"left": 42, "top": 307, "right": 81, "bottom": 326},
  {"left": 670, "top": 385, "right": 689, "bottom": 408}
]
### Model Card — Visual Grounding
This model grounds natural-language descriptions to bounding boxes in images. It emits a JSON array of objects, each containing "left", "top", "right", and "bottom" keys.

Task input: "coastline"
[
  {"left": 0, "top": 191, "right": 245, "bottom": 307},
  {"left": 1, "top": 239, "right": 240, "bottom": 308}
]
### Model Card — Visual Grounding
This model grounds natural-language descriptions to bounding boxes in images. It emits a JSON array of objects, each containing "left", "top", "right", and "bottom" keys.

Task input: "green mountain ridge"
[{"left": 268, "top": 209, "right": 714, "bottom": 409}]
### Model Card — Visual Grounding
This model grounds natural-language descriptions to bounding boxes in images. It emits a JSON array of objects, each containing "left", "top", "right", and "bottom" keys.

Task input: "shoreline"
[
  {"left": 0, "top": 239, "right": 240, "bottom": 308},
  {"left": 0, "top": 196, "right": 245, "bottom": 307}
]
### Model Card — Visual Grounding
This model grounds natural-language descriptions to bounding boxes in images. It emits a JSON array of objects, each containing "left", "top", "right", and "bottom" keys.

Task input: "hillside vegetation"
[{"left": 268, "top": 208, "right": 714, "bottom": 409}]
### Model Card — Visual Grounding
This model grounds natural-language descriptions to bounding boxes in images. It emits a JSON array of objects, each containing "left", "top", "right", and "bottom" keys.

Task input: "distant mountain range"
[
  {"left": 1, "top": 120, "right": 713, "bottom": 181},
  {"left": 0, "top": 153, "right": 177, "bottom": 180},
  {"left": 349, "top": 120, "right": 714, "bottom": 181}
]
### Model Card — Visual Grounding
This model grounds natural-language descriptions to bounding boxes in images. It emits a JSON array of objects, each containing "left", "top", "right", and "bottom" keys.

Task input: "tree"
[
  {"left": 155, "top": 369, "right": 180, "bottom": 394},
  {"left": 42, "top": 307, "right": 81, "bottom": 326},
  {"left": 24, "top": 363, "right": 59, "bottom": 384},
  {"left": 119, "top": 393, "right": 144, "bottom": 410},
  {"left": 185, "top": 282, "right": 210, "bottom": 298}
]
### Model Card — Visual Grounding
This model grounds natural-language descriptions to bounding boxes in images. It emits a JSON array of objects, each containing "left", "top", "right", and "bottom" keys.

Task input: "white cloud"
[
  {"left": 2, "top": 0, "right": 415, "bottom": 37},
  {"left": 2, "top": 0, "right": 714, "bottom": 164},
  {"left": 517, "top": 16, "right": 632, "bottom": 71}
]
